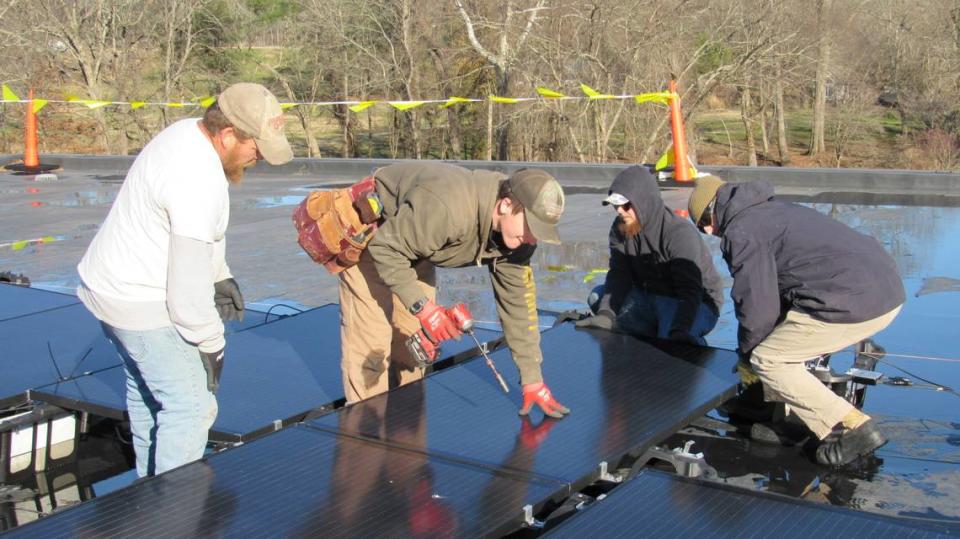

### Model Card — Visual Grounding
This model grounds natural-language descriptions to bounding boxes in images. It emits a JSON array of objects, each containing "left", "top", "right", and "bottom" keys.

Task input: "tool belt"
[{"left": 292, "top": 176, "right": 383, "bottom": 274}]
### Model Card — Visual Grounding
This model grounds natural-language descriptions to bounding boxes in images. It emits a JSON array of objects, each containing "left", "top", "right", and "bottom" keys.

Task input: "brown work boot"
[{"left": 815, "top": 419, "right": 887, "bottom": 466}]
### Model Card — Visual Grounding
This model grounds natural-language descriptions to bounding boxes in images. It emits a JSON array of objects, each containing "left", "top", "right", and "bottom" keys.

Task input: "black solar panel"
[
  {"left": 0, "top": 283, "right": 79, "bottom": 322},
  {"left": 5, "top": 425, "right": 566, "bottom": 538},
  {"left": 1, "top": 303, "right": 117, "bottom": 408},
  {"left": 310, "top": 324, "right": 738, "bottom": 487},
  {"left": 545, "top": 469, "right": 953, "bottom": 538},
  {"left": 30, "top": 305, "right": 502, "bottom": 441},
  {"left": 3, "top": 298, "right": 271, "bottom": 410}
]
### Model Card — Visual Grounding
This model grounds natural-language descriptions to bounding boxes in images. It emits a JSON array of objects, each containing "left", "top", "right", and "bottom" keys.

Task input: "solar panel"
[
  {"left": 310, "top": 324, "right": 738, "bottom": 488},
  {"left": 5, "top": 425, "right": 566, "bottom": 538},
  {"left": 30, "top": 305, "right": 502, "bottom": 442},
  {"left": 545, "top": 469, "right": 952, "bottom": 538},
  {"left": 0, "top": 283, "right": 79, "bottom": 322},
  {"left": 1, "top": 304, "right": 116, "bottom": 409},
  {"left": 3, "top": 300, "right": 273, "bottom": 409}
]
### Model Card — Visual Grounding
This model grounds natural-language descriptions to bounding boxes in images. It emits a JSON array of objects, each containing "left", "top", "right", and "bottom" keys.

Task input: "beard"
[
  {"left": 224, "top": 164, "right": 245, "bottom": 184},
  {"left": 618, "top": 216, "right": 642, "bottom": 238},
  {"left": 222, "top": 146, "right": 254, "bottom": 184}
]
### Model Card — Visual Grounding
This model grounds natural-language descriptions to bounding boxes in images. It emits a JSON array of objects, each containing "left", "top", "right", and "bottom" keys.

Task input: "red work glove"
[
  {"left": 519, "top": 382, "right": 570, "bottom": 419},
  {"left": 414, "top": 300, "right": 462, "bottom": 343},
  {"left": 407, "top": 329, "right": 441, "bottom": 366}
]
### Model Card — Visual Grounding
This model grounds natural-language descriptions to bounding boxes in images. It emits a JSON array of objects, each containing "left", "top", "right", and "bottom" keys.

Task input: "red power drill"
[{"left": 405, "top": 303, "right": 511, "bottom": 393}]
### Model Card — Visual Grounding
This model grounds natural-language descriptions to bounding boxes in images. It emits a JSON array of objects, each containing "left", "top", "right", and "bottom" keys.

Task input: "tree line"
[{"left": 1, "top": 0, "right": 959, "bottom": 170}]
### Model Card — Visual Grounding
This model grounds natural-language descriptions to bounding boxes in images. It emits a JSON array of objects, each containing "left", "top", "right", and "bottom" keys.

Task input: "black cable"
[
  {"left": 264, "top": 302, "right": 305, "bottom": 322},
  {"left": 863, "top": 353, "right": 960, "bottom": 398}
]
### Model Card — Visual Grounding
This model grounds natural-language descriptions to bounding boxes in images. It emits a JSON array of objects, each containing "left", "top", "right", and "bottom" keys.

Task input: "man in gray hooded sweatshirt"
[{"left": 577, "top": 165, "right": 724, "bottom": 345}]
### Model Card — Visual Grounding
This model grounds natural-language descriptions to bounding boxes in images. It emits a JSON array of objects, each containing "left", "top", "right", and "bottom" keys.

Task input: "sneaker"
[{"left": 815, "top": 420, "right": 886, "bottom": 466}]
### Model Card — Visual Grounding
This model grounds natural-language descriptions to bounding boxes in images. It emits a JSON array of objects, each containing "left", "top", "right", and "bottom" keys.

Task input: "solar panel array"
[{"left": 8, "top": 286, "right": 936, "bottom": 537}]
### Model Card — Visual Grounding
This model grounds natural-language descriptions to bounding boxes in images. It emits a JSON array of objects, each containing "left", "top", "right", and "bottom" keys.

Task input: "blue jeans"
[
  {"left": 588, "top": 285, "right": 719, "bottom": 345},
  {"left": 102, "top": 323, "right": 218, "bottom": 477}
]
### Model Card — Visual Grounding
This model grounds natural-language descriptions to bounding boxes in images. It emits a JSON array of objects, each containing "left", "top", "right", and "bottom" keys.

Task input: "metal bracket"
[
  {"left": 521, "top": 504, "right": 544, "bottom": 529},
  {"left": 598, "top": 461, "right": 624, "bottom": 483},
  {"left": 640, "top": 440, "right": 717, "bottom": 479}
]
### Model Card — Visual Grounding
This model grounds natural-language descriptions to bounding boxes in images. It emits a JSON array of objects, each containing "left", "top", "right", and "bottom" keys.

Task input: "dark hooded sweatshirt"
[
  {"left": 598, "top": 166, "right": 724, "bottom": 336},
  {"left": 714, "top": 181, "right": 905, "bottom": 356}
]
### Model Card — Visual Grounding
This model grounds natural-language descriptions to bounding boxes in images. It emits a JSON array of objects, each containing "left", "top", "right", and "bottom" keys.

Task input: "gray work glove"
[
  {"left": 199, "top": 348, "right": 225, "bottom": 393},
  {"left": 574, "top": 310, "right": 616, "bottom": 331},
  {"left": 214, "top": 278, "right": 245, "bottom": 322},
  {"left": 551, "top": 309, "right": 588, "bottom": 328}
]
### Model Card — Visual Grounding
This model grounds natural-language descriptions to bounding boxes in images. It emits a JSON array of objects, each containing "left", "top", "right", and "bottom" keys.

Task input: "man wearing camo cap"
[{"left": 338, "top": 162, "right": 571, "bottom": 419}]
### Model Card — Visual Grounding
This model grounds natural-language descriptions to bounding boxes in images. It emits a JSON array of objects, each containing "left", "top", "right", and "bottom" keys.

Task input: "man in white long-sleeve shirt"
[{"left": 77, "top": 83, "right": 292, "bottom": 477}]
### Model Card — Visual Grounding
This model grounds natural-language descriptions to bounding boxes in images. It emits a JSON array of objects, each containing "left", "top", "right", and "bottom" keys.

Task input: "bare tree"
[
  {"left": 454, "top": 0, "right": 545, "bottom": 160},
  {"left": 808, "top": 0, "right": 832, "bottom": 156}
]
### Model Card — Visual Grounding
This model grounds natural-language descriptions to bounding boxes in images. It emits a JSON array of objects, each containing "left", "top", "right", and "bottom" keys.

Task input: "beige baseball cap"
[
  {"left": 217, "top": 83, "right": 293, "bottom": 165},
  {"left": 507, "top": 169, "right": 565, "bottom": 245},
  {"left": 688, "top": 174, "right": 726, "bottom": 225}
]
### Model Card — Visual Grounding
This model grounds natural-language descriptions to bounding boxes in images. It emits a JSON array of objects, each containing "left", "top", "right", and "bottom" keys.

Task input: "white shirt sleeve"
[
  {"left": 162, "top": 171, "right": 227, "bottom": 243},
  {"left": 212, "top": 238, "right": 232, "bottom": 282},
  {"left": 167, "top": 234, "right": 225, "bottom": 352}
]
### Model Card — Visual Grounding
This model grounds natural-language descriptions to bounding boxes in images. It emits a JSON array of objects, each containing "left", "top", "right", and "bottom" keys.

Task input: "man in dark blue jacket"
[
  {"left": 688, "top": 175, "right": 905, "bottom": 466},
  {"left": 576, "top": 166, "right": 724, "bottom": 345}
]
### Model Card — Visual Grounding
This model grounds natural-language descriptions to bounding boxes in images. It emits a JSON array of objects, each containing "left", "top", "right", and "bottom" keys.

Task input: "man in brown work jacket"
[{"left": 338, "top": 162, "right": 569, "bottom": 418}]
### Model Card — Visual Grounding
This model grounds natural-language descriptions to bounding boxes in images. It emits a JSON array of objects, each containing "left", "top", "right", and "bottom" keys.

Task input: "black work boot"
[{"left": 815, "top": 420, "right": 887, "bottom": 466}]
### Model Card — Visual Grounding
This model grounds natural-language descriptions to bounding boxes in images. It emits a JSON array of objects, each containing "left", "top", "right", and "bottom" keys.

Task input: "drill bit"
[{"left": 468, "top": 330, "right": 510, "bottom": 394}]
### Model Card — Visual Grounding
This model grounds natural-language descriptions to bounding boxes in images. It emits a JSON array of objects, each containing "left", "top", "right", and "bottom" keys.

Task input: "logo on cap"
[{"left": 268, "top": 114, "right": 285, "bottom": 131}]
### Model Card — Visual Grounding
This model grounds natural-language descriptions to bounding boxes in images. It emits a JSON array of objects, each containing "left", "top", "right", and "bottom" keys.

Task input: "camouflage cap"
[{"left": 507, "top": 169, "right": 565, "bottom": 245}]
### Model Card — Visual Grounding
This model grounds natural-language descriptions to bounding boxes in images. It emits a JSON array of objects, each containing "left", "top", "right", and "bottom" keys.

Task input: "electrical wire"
[
  {"left": 263, "top": 303, "right": 305, "bottom": 322},
  {"left": 867, "top": 355, "right": 959, "bottom": 398}
]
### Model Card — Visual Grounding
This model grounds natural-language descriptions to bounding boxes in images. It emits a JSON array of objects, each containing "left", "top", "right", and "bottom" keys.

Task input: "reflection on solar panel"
[
  {"left": 310, "top": 324, "right": 739, "bottom": 488},
  {"left": 545, "top": 469, "right": 952, "bottom": 538},
  {"left": 29, "top": 305, "right": 502, "bottom": 442},
  {"left": 0, "top": 283, "right": 79, "bottom": 322},
  {"left": 4, "top": 425, "right": 566, "bottom": 538}
]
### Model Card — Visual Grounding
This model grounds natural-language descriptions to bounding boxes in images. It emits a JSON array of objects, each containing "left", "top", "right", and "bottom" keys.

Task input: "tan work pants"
[
  {"left": 338, "top": 250, "right": 436, "bottom": 403},
  {"left": 750, "top": 306, "right": 901, "bottom": 440}
]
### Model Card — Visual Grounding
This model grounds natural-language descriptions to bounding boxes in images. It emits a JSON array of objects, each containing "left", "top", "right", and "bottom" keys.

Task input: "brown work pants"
[
  {"left": 750, "top": 306, "right": 901, "bottom": 440},
  {"left": 338, "top": 250, "right": 436, "bottom": 403}
]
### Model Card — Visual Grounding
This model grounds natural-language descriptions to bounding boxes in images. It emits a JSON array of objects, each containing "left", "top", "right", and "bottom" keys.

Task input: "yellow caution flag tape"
[
  {"left": 582, "top": 268, "right": 609, "bottom": 284},
  {"left": 349, "top": 101, "right": 376, "bottom": 113},
  {"left": 2, "top": 84, "right": 19, "bottom": 101},
  {"left": 0, "top": 84, "right": 687, "bottom": 114},
  {"left": 443, "top": 96, "right": 475, "bottom": 108},
  {"left": 537, "top": 87, "right": 566, "bottom": 98},
  {"left": 580, "top": 84, "right": 615, "bottom": 100},
  {"left": 489, "top": 95, "right": 520, "bottom": 104},
  {"left": 2, "top": 236, "right": 60, "bottom": 251},
  {"left": 390, "top": 101, "right": 425, "bottom": 111},
  {"left": 634, "top": 91, "right": 675, "bottom": 106}
]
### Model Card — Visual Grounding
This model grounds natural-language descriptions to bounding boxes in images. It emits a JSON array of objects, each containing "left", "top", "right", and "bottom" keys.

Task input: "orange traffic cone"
[
  {"left": 668, "top": 80, "right": 692, "bottom": 183},
  {"left": 5, "top": 89, "right": 57, "bottom": 175}
]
